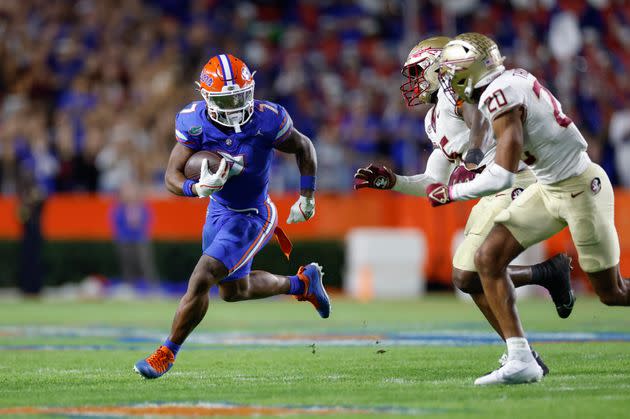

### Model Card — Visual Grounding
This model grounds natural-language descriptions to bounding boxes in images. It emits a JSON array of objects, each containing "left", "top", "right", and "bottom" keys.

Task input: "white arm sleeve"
[
  {"left": 392, "top": 149, "right": 455, "bottom": 197},
  {"left": 450, "top": 163, "right": 515, "bottom": 201}
]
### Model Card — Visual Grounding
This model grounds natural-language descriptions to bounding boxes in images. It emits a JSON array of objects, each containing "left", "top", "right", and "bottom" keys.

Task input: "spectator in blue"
[
  {"left": 111, "top": 182, "right": 158, "bottom": 286},
  {"left": 14, "top": 112, "right": 56, "bottom": 296}
]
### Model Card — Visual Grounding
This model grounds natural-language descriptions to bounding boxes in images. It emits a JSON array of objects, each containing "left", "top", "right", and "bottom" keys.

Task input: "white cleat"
[
  {"left": 474, "top": 359, "right": 543, "bottom": 386},
  {"left": 498, "top": 352, "right": 508, "bottom": 366}
]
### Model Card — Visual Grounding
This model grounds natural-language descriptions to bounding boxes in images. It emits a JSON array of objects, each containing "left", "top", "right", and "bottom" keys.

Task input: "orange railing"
[{"left": 2, "top": 190, "right": 630, "bottom": 281}]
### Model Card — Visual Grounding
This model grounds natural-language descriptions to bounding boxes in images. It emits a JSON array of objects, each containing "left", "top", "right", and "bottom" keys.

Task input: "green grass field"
[{"left": 1, "top": 295, "right": 629, "bottom": 418}]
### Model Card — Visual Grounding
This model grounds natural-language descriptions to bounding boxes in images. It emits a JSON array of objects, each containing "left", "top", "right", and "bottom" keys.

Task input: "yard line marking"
[
  {"left": 1, "top": 326, "right": 630, "bottom": 350},
  {"left": 0, "top": 402, "right": 444, "bottom": 417},
  {"left": 0, "top": 326, "right": 630, "bottom": 351}
]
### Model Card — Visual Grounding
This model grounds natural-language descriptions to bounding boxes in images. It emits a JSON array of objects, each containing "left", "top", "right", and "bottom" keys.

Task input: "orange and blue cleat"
[
  {"left": 133, "top": 346, "right": 175, "bottom": 379},
  {"left": 295, "top": 263, "right": 331, "bottom": 318}
]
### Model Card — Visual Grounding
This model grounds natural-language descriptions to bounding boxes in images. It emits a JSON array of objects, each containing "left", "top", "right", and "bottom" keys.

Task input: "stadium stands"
[{"left": 0, "top": 0, "right": 629, "bottom": 196}]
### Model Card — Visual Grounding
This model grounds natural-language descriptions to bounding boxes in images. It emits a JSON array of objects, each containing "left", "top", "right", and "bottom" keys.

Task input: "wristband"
[
  {"left": 300, "top": 175, "right": 316, "bottom": 191},
  {"left": 182, "top": 179, "right": 196, "bottom": 197},
  {"left": 464, "top": 148, "right": 484, "bottom": 166}
]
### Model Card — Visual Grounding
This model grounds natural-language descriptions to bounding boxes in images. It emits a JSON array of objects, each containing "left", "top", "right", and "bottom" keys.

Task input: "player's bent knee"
[
  {"left": 219, "top": 288, "right": 244, "bottom": 302},
  {"left": 474, "top": 240, "right": 508, "bottom": 277},
  {"left": 474, "top": 246, "right": 494, "bottom": 276},
  {"left": 188, "top": 256, "right": 228, "bottom": 295},
  {"left": 219, "top": 292, "right": 241, "bottom": 302},
  {"left": 452, "top": 269, "right": 483, "bottom": 294},
  {"left": 218, "top": 278, "right": 249, "bottom": 302}
]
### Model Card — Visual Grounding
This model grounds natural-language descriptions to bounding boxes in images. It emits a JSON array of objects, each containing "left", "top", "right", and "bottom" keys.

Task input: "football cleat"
[
  {"left": 133, "top": 346, "right": 175, "bottom": 379},
  {"left": 541, "top": 254, "right": 575, "bottom": 319},
  {"left": 498, "top": 348, "right": 549, "bottom": 376},
  {"left": 531, "top": 350, "right": 549, "bottom": 376},
  {"left": 475, "top": 358, "right": 543, "bottom": 386},
  {"left": 295, "top": 263, "right": 331, "bottom": 319}
]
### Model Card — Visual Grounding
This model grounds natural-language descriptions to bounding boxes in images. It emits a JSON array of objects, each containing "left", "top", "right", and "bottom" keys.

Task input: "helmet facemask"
[
  {"left": 197, "top": 81, "right": 255, "bottom": 133},
  {"left": 439, "top": 63, "right": 474, "bottom": 105},
  {"left": 400, "top": 55, "right": 441, "bottom": 106},
  {"left": 437, "top": 69, "right": 462, "bottom": 106}
]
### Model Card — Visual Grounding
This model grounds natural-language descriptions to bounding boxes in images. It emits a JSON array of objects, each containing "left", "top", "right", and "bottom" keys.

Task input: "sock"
[
  {"left": 530, "top": 261, "right": 549, "bottom": 286},
  {"left": 286, "top": 275, "right": 305, "bottom": 296},
  {"left": 506, "top": 337, "right": 534, "bottom": 362},
  {"left": 164, "top": 339, "right": 181, "bottom": 358}
]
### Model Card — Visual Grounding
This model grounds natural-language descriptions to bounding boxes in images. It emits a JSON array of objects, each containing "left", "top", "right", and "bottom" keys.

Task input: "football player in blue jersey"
[{"left": 134, "top": 54, "right": 331, "bottom": 379}]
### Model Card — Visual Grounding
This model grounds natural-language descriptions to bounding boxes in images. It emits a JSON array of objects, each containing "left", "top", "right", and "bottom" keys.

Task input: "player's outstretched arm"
[
  {"left": 165, "top": 143, "right": 197, "bottom": 196},
  {"left": 354, "top": 148, "right": 454, "bottom": 196},
  {"left": 274, "top": 128, "right": 317, "bottom": 223},
  {"left": 426, "top": 107, "right": 524, "bottom": 206}
]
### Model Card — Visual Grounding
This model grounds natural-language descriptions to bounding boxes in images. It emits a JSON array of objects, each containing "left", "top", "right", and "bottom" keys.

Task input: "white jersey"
[
  {"left": 478, "top": 68, "right": 590, "bottom": 184},
  {"left": 395, "top": 87, "right": 523, "bottom": 197},
  {"left": 424, "top": 87, "right": 519, "bottom": 170}
]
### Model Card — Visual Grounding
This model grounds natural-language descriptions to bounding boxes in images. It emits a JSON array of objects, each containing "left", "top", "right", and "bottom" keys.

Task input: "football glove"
[
  {"left": 353, "top": 164, "right": 396, "bottom": 190},
  {"left": 196, "top": 158, "right": 229, "bottom": 198},
  {"left": 426, "top": 183, "right": 452, "bottom": 207},
  {"left": 287, "top": 195, "right": 315, "bottom": 224},
  {"left": 449, "top": 164, "right": 485, "bottom": 186}
]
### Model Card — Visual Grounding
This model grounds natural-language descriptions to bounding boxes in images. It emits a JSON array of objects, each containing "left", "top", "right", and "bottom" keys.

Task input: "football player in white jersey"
[
  {"left": 435, "top": 33, "right": 630, "bottom": 385},
  {"left": 353, "top": 36, "right": 574, "bottom": 374}
]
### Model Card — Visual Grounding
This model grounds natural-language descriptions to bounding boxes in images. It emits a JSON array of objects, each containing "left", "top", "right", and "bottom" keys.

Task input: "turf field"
[{"left": 1, "top": 295, "right": 629, "bottom": 418}]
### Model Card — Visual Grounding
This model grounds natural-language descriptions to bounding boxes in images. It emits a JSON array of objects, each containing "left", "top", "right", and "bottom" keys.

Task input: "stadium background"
[{"left": 1, "top": 0, "right": 629, "bottom": 294}]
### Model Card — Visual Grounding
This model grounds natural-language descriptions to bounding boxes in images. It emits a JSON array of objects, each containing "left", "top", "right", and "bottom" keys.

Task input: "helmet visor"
[{"left": 205, "top": 88, "right": 254, "bottom": 111}]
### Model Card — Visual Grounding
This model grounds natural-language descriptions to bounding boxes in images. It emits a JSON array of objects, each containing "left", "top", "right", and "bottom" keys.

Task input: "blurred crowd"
[{"left": 1, "top": 0, "right": 629, "bottom": 197}]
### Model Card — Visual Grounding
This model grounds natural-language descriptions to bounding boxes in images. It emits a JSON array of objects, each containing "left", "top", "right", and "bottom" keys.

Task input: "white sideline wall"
[{"left": 345, "top": 228, "right": 427, "bottom": 300}]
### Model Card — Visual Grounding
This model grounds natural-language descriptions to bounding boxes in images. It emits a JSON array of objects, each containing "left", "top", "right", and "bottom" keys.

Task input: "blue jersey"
[{"left": 175, "top": 99, "right": 293, "bottom": 209}]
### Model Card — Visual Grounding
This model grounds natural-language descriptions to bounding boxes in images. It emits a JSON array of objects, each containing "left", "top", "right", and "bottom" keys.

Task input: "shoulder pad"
[{"left": 478, "top": 74, "right": 526, "bottom": 121}]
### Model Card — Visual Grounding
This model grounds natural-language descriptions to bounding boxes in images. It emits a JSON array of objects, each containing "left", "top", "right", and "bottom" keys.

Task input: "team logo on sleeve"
[
  {"left": 188, "top": 126, "right": 203, "bottom": 136},
  {"left": 590, "top": 177, "right": 601, "bottom": 195}
]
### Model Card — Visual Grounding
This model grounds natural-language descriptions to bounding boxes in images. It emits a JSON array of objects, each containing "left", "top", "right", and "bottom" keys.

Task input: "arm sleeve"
[
  {"left": 392, "top": 149, "right": 455, "bottom": 197},
  {"left": 175, "top": 112, "right": 201, "bottom": 150},
  {"left": 271, "top": 105, "right": 294, "bottom": 147},
  {"left": 449, "top": 163, "right": 514, "bottom": 201}
]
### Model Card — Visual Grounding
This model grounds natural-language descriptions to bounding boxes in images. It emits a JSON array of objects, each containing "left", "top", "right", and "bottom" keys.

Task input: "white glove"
[
  {"left": 195, "top": 158, "right": 229, "bottom": 198},
  {"left": 287, "top": 195, "right": 315, "bottom": 224}
]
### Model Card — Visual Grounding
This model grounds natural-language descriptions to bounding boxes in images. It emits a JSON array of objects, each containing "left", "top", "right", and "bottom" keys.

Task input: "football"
[{"left": 184, "top": 150, "right": 222, "bottom": 181}]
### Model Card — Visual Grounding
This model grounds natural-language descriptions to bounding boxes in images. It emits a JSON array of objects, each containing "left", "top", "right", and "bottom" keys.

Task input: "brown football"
[{"left": 184, "top": 150, "right": 222, "bottom": 181}]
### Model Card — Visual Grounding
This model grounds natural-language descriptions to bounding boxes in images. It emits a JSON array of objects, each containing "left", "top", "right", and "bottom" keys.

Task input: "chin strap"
[{"left": 227, "top": 113, "right": 244, "bottom": 133}]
